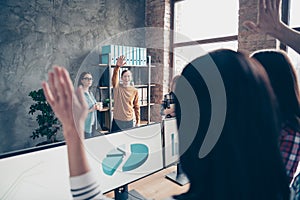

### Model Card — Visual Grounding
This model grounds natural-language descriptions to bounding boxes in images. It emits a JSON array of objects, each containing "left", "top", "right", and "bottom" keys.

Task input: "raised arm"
[
  {"left": 243, "top": 0, "right": 300, "bottom": 54},
  {"left": 42, "top": 66, "right": 90, "bottom": 177},
  {"left": 42, "top": 66, "right": 110, "bottom": 199},
  {"left": 112, "top": 55, "right": 126, "bottom": 87},
  {"left": 133, "top": 91, "right": 140, "bottom": 126}
]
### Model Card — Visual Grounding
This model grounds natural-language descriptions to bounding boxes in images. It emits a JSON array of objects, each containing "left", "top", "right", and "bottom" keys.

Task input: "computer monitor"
[
  {"left": 85, "top": 122, "right": 163, "bottom": 193},
  {"left": 163, "top": 118, "right": 189, "bottom": 186},
  {"left": 0, "top": 144, "right": 71, "bottom": 200},
  {"left": 0, "top": 123, "right": 163, "bottom": 199},
  {"left": 163, "top": 118, "right": 179, "bottom": 167}
]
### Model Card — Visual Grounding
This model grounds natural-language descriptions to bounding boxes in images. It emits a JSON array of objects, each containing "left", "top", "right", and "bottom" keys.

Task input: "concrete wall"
[{"left": 0, "top": 0, "right": 145, "bottom": 154}]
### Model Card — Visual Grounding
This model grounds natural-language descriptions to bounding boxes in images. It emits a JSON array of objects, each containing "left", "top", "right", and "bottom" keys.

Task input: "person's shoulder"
[{"left": 133, "top": 87, "right": 138, "bottom": 92}]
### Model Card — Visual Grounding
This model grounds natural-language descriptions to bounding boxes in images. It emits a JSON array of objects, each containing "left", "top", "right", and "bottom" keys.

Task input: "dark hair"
[
  {"left": 174, "top": 49, "right": 289, "bottom": 200},
  {"left": 121, "top": 69, "right": 131, "bottom": 77},
  {"left": 252, "top": 50, "right": 300, "bottom": 130},
  {"left": 78, "top": 72, "right": 92, "bottom": 87}
]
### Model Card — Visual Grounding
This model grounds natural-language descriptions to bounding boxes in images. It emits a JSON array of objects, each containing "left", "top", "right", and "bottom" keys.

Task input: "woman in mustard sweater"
[{"left": 111, "top": 55, "right": 140, "bottom": 133}]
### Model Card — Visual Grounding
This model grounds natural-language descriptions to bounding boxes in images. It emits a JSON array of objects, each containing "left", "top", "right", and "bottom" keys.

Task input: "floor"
[{"left": 104, "top": 165, "right": 190, "bottom": 200}]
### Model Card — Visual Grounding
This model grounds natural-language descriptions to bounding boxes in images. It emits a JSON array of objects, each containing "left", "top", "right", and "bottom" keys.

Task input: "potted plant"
[{"left": 28, "top": 88, "right": 61, "bottom": 145}]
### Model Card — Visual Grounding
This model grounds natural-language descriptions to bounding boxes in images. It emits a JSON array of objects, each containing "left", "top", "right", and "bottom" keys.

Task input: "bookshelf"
[{"left": 97, "top": 46, "right": 154, "bottom": 133}]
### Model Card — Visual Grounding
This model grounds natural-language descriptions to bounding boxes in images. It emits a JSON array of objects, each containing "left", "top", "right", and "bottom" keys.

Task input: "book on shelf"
[{"left": 101, "top": 45, "right": 147, "bottom": 66}]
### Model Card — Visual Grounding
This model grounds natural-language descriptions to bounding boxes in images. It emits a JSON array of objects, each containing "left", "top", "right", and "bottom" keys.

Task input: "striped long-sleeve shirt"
[{"left": 70, "top": 171, "right": 111, "bottom": 200}]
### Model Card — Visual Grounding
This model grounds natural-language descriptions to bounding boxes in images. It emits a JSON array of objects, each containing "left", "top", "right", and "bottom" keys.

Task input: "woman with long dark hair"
[
  {"left": 252, "top": 50, "right": 300, "bottom": 183},
  {"left": 174, "top": 49, "right": 290, "bottom": 200}
]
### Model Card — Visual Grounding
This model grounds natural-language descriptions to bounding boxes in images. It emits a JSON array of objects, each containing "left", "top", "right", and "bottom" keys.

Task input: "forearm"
[
  {"left": 135, "top": 108, "right": 140, "bottom": 124},
  {"left": 112, "top": 66, "right": 120, "bottom": 87},
  {"left": 133, "top": 93, "right": 140, "bottom": 124},
  {"left": 64, "top": 128, "right": 91, "bottom": 177},
  {"left": 270, "top": 23, "right": 300, "bottom": 54}
]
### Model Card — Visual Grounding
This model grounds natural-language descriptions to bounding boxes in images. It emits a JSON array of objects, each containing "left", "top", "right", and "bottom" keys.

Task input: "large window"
[
  {"left": 289, "top": 0, "right": 300, "bottom": 27},
  {"left": 174, "top": 0, "right": 239, "bottom": 74},
  {"left": 174, "top": 40, "right": 238, "bottom": 75}
]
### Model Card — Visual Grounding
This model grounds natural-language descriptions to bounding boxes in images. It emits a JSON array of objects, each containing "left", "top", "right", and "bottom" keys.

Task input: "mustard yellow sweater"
[{"left": 112, "top": 66, "right": 140, "bottom": 123}]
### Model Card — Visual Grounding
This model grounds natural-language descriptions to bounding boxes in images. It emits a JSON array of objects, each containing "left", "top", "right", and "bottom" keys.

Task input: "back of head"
[
  {"left": 174, "top": 49, "right": 289, "bottom": 200},
  {"left": 252, "top": 50, "right": 300, "bottom": 129}
]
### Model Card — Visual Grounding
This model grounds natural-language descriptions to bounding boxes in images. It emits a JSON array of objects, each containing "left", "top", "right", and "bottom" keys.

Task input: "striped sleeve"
[
  {"left": 291, "top": 173, "right": 300, "bottom": 200},
  {"left": 69, "top": 171, "right": 112, "bottom": 200}
]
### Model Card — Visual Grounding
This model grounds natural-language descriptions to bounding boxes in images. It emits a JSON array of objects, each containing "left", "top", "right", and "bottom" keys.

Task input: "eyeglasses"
[{"left": 82, "top": 77, "right": 93, "bottom": 81}]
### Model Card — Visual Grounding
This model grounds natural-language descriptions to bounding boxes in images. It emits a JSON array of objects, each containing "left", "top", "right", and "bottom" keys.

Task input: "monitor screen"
[
  {"left": 0, "top": 123, "right": 163, "bottom": 199},
  {"left": 163, "top": 118, "right": 180, "bottom": 167},
  {"left": 0, "top": 145, "right": 71, "bottom": 200},
  {"left": 85, "top": 122, "right": 163, "bottom": 193}
]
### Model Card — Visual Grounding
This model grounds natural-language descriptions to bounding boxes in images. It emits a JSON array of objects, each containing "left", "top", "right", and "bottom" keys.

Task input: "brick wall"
[
  {"left": 238, "top": 0, "right": 277, "bottom": 55},
  {"left": 146, "top": 0, "right": 174, "bottom": 122}
]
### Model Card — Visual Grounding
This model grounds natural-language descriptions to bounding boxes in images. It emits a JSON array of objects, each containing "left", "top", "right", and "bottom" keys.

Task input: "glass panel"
[
  {"left": 174, "top": 0, "right": 238, "bottom": 43},
  {"left": 290, "top": 0, "right": 300, "bottom": 27}
]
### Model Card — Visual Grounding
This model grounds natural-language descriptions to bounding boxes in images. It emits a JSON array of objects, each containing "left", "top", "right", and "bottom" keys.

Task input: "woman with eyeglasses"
[{"left": 78, "top": 72, "right": 101, "bottom": 138}]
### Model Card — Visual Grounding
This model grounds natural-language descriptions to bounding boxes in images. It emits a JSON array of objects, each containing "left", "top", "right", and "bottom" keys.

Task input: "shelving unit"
[{"left": 97, "top": 52, "right": 154, "bottom": 133}]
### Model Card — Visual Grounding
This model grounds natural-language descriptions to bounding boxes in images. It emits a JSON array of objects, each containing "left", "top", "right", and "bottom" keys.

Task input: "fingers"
[
  {"left": 53, "top": 66, "right": 67, "bottom": 105},
  {"left": 274, "top": 0, "right": 281, "bottom": 10},
  {"left": 117, "top": 55, "right": 127, "bottom": 67},
  {"left": 77, "top": 86, "right": 88, "bottom": 110},
  {"left": 60, "top": 67, "right": 74, "bottom": 103},
  {"left": 258, "top": 0, "right": 265, "bottom": 12},
  {"left": 266, "top": 0, "right": 280, "bottom": 12},
  {"left": 265, "top": 0, "right": 272, "bottom": 11},
  {"left": 243, "top": 21, "right": 259, "bottom": 33},
  {"left": 48, "top": 70, "right": 58, "bottom": 103},
  {"left": 119, "top": 55, "right": 125, "bottom": 60},
  {"left": 42, "top": 81, "right": 55, "bottom": 108},
  {"left": 45, "top": 65, "right": 73, "bottom": 107}
]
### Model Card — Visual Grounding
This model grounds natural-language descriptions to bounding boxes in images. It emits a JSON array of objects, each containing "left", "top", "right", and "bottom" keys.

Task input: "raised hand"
[
  {"left": 42, "top": 66, "right": 88, "bottom": 141},
  {"left": 243, "top": 0, "right": 300, "bottom": 54},
  {"left": 243, "top": 0, "right": 281, "bottom": 34},
  {"left": 116, "top": 55, "right": 126, "bottom": 67}
]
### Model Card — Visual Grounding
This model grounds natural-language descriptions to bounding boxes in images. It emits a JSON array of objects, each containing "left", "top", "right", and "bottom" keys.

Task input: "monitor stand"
[
  {"left": 165, "top": 163, "right": 189, "bottom": 186},
  {"left": 114, "top": 184, "right": 148, "bottom": 200}
]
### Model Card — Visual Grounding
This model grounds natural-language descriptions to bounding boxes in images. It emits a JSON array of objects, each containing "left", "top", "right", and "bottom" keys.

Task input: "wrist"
[
  {"left": 268, "top": 22, "right": 286, "bottom": 39},
  {"left": 63, "top": 126, "right": 84, "bottom": 141}
]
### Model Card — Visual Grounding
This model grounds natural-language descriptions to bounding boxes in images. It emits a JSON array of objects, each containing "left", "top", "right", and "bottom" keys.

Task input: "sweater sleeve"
[
  {"left": 69, "top": 171, "right": 112, "bottom": 200},
  {"left": 133, "top": 90, "right": 140, "bottom": 124},
  {"left": 112, "top": 66, "right": 120, "bottom": 88}
]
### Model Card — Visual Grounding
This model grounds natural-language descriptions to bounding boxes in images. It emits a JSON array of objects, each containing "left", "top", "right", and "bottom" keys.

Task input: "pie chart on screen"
[{"left": 102, "top": 143, "right": 149, "bottom": 176}]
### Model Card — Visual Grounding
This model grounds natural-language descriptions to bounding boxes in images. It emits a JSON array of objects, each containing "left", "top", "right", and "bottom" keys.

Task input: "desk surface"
[{"left": 105, "top": 165, "right": 190, "bottom": 200}]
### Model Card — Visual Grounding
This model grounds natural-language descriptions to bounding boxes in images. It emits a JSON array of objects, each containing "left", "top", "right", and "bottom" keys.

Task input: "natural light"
[
  {"left": 174, "top": 0, "right": 238, "bottom": 43},
  {"left": 174, "top": 0, "right": 300, "bottom": 75}
]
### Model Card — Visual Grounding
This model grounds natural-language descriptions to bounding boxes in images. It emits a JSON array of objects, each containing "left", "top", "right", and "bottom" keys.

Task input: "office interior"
[{"left": 0, "top": 0, "right": 299, "bottom": 199}]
